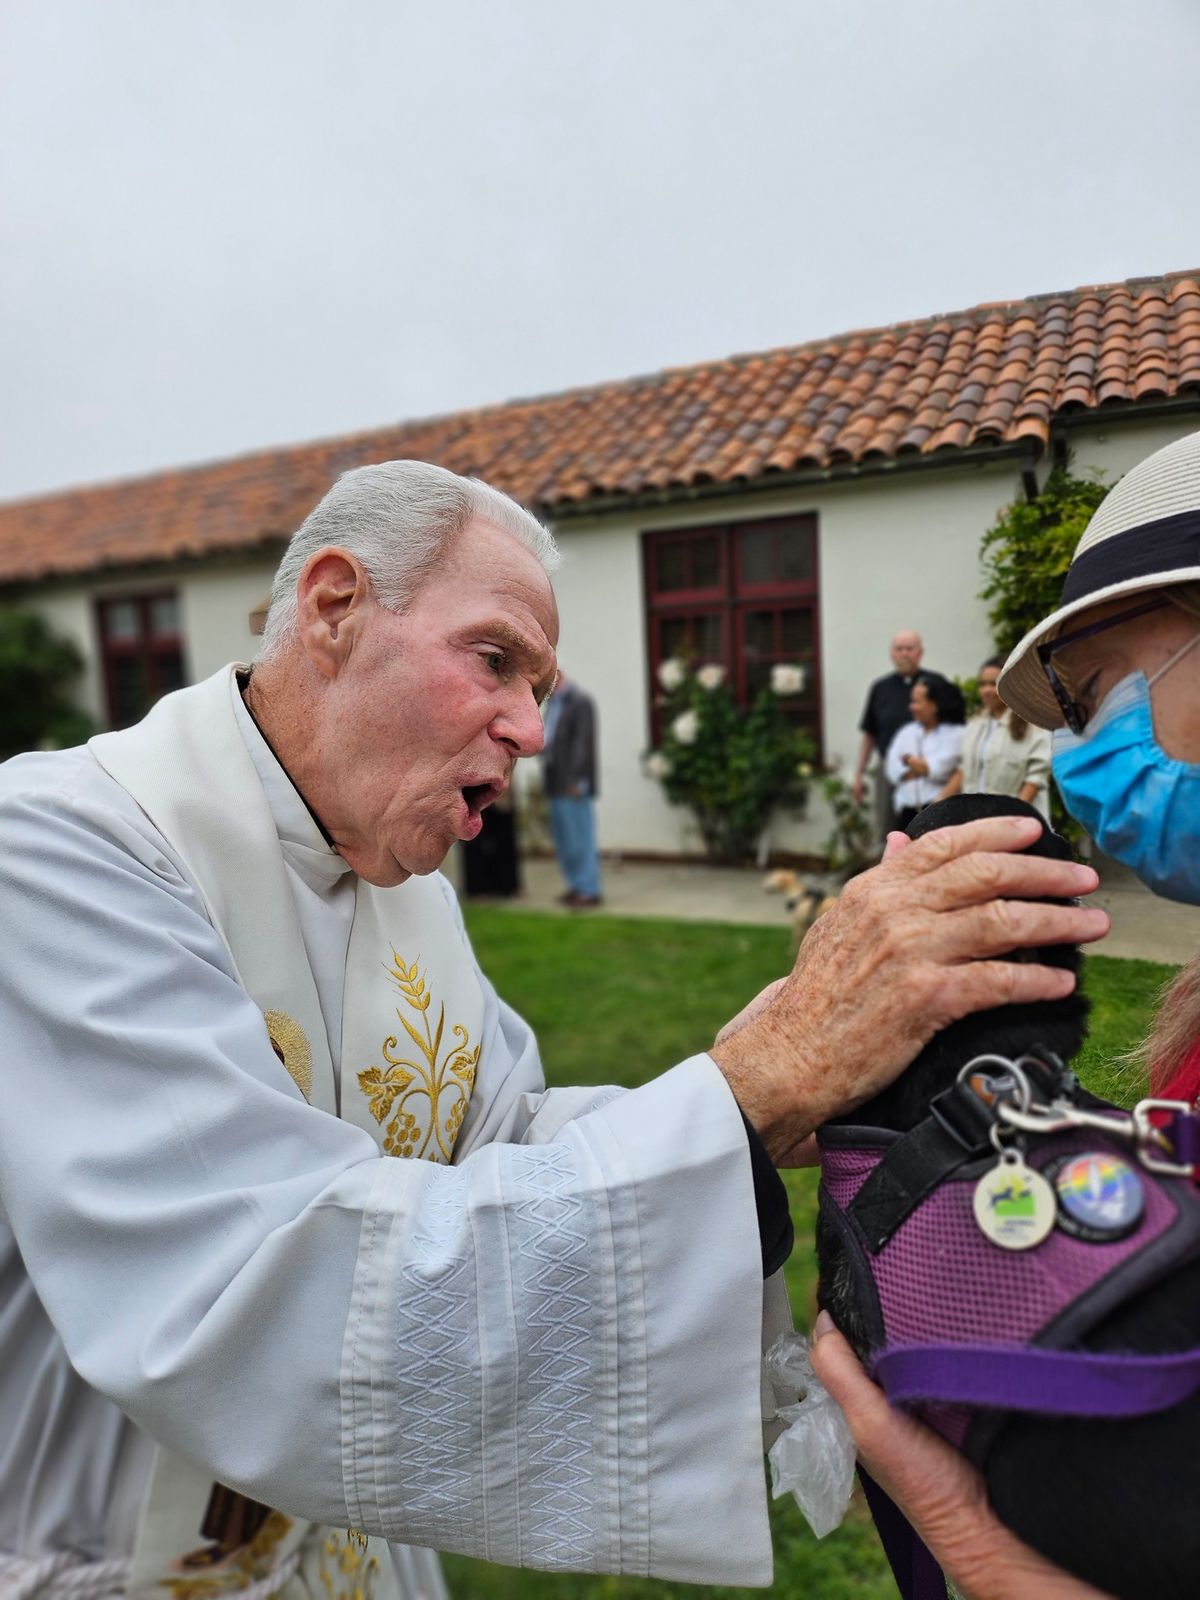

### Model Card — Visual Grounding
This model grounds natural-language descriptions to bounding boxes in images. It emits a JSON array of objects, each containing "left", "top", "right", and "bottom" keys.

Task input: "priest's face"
[{"left": 316, "top": 518, "right": 559, "bottom": 886}]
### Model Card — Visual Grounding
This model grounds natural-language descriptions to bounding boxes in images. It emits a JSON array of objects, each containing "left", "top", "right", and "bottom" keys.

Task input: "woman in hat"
[{"left": 811, "top": 426, "right": 1200, "bottom": 1597}]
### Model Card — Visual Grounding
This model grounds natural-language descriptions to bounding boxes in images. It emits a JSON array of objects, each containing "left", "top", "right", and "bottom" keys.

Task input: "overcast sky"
[{"left": 2, "top": 0, "right": 1198, "bottom": 502}]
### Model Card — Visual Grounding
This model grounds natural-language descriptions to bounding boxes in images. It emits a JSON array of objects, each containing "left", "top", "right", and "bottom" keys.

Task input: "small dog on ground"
[{"left": 762, "top": 868, "right": 839, "bottom": 946}]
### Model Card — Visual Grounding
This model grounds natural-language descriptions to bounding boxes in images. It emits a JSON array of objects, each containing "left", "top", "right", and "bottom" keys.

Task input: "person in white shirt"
[
  {"left": 884, "top": 676, "right": 966, "bottom": 828},
  {"left": 938, "top": 656, "right": 1053, "bottom": 820},
  {"left": 0, "top": 461, "right": 1105, "bottom": 1600}
]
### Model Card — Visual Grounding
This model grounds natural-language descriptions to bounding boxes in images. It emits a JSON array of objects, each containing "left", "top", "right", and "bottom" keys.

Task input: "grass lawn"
[{"left": 444, "top": 907, "right": 1176, "bottom": 1600}]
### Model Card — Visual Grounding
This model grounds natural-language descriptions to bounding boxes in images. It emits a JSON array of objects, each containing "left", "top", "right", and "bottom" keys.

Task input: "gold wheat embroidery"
[
  {"left": 318, "top": 1529, "right": 381, "bottom": 1600},
  {"left": 357, "top": 950, "right": 479, "bottom": 1163}
]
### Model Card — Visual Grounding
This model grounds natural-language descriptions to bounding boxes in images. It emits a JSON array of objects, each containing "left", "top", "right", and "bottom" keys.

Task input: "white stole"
[{"left": 91, "top": 665, "right": 483, "bottom": 1599}]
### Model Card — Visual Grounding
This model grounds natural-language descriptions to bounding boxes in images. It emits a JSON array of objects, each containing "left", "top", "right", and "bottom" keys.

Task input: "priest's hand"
[
  {"left": 808, "top": 1314, "right": 1114, "bottom": 1600},
  {"left": 708, "top": 814, "right": 1108, "bottom": 1163}
]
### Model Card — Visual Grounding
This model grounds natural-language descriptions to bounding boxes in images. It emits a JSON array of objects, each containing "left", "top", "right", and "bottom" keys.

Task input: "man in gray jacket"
[{"left": 541, "top": 670, "right": 602, "bottom": 906}]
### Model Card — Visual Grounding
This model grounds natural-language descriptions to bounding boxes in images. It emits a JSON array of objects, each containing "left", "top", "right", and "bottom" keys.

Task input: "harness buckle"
[{"left": 1133, "top": 1099, "right": 1200, "bottom": 1179}]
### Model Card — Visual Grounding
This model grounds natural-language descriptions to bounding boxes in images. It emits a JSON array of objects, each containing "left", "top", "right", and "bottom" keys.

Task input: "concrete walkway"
[{"left": 462, "top": 851, "right": 1200, "bottom": 967}]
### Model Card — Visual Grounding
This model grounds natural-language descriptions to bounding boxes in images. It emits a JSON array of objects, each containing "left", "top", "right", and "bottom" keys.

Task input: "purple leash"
[{"left": 874, "top": 1342, "right": 1200, "bottom": 1417}]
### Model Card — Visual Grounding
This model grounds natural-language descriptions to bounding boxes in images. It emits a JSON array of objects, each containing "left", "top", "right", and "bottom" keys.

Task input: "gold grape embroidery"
[
  {"left": 357, "top": 950, "right": 479, "bottom": 1163},
  {"left": 159, "top": 1510, "right": 293, "bottom": 1599},
  {"left": 318, "top": 1529, "right": 381, "bottom": 1600}
]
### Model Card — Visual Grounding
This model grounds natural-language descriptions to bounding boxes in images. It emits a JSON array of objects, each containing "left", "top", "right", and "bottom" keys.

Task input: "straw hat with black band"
[{"left": 999, "top": 428, "right": 1200, "bottom": 729}]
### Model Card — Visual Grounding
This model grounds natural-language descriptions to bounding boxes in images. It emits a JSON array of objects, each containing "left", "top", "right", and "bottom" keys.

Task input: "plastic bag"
[{"left": 765, "top": 1331, "right": 857, "bottom": 1538}]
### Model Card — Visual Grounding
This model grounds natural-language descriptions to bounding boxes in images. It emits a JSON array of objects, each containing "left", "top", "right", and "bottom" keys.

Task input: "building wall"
[
  {"left": 20, "top": 558, "right": 280, "bottom": 730},
  {"left": 14, "top": 408, "right": 1199, "bottom": 851},
  {"left": 1061, "top": 415, "right": 1199, "bottom": 485},
  {"left": 548, "top": 458, "right": 1027, "bottom": 855},
  {"left": 545, "top": 410, "right": 1200, "bottom": 857}
]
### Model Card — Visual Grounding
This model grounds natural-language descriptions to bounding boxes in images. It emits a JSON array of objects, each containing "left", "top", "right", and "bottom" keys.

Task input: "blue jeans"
[{"left": 548, "top": 796, "right": 602, "bottom": 898}]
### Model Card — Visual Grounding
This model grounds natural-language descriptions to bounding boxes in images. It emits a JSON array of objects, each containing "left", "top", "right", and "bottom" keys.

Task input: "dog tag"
[{"left": 972, "top": 1149, "right": 1056, "bottom": 1250}]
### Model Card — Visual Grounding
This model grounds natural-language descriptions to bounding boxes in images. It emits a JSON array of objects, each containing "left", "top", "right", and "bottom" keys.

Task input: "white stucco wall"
[
  {"left": 548, "top": 459, "right": 1028, "bottom": 856},
  {"left": 12, "top": 407, "right": 1199, "bottom": 852},
  {"left": 17, "top": 558, "right": 280, "bottom": 731},
  {"left": 545, "top": 410, "right": 1200, "bottom": 857},
  {"left": 178, "top": 561, "right": 281, "bottom": 679},
  {"left": 1061, "top": 416, "right": 1200, "bottom": 486}
]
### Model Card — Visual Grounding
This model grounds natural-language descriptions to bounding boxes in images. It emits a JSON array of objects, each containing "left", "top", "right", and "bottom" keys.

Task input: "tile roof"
[{"left": 3, "top": 269, "right": 1200, "bottom": 586}]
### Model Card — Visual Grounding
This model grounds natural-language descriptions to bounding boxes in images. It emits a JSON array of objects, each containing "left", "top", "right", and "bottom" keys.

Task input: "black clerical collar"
[{"left": 236, "top": 669, "right": 337, "bottom": 850}]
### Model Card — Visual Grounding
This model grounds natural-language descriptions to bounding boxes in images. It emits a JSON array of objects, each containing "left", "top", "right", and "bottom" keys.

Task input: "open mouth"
[{"left": 461, "top": 780, "right": 503, "bottom": 821}]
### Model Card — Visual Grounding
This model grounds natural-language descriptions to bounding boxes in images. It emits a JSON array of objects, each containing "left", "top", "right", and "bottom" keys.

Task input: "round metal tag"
[
  {"left": 1047, "top": 1151, "right": 1146, "bottom": 1243},
  {"left": 972, "top": 1155, "right": 1057, "bottom": 1250}
]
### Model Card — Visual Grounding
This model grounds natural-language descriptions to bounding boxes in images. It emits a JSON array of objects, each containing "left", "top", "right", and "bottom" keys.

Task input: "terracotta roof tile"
[{"left": 4, "top": 268, "right": 1200, "bottom": 585}]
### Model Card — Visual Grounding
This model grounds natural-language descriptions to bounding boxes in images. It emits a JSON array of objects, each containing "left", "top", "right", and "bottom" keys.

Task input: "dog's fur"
[{"left": 815, "top": 794, "right": 1200, "bottom": 1600}]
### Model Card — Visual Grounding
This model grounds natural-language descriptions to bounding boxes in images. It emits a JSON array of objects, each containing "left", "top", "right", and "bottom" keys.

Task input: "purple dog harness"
[{"left": 817, "top": 1053, "right": 1200, "bottom": 1599}]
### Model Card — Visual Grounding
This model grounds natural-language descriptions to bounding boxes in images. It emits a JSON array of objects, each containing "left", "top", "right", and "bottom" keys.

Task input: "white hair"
[{"left": 257, "top": 460, "right": 560, "bottom": 660}]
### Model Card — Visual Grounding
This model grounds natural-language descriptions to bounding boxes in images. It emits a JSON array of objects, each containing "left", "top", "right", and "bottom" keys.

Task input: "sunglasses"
[{"left": 1037, "top": 595, "right": 1170, "bottom": 735}]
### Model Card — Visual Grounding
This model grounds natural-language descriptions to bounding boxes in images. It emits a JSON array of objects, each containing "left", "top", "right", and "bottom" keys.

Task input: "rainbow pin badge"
[{"left": 1048, "top": 1151, "right": 1145, "bottom": 1243}]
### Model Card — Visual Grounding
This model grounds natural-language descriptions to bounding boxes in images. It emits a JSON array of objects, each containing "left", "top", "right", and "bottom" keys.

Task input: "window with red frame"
[
  {"left": 643, "top": 513, "right": 820, "bottom": 750},
  {"left": 96, "top": 592, "right": 186, "bottom": 729}
]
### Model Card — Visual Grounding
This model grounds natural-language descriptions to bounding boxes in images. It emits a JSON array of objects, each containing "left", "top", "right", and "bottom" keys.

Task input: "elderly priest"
[{"left": 0, "top": 462, "right": 1104, "bottom": 1598}]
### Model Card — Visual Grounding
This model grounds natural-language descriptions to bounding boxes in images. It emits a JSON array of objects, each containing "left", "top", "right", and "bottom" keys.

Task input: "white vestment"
[{"left": 0, "top": 667, "right": 778, "bottom": 1594}]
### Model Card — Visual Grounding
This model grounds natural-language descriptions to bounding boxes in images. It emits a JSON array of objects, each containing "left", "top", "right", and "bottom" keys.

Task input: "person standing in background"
[
  {"left": 853, "top": 630, "right": 951, "bottom": 843},
  {"left": 938, "top": 655, "right": 1053, "bottom": 819},
  {"left": 885, "top": 676, "right": 966, "bottom": 829},
  {"left": 541, "top": 669, "right": 603, "bottom": 907}
]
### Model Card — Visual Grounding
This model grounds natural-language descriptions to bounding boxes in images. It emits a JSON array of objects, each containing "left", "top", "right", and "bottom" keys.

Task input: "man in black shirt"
[{"left": 853, "top": 630, "right": 951, "bottom": 844}]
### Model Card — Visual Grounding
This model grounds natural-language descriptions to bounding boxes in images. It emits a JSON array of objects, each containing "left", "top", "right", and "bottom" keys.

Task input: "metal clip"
[
  {"left": 1133, "top": 1099, "right": 1197, "bottom": 1177},
  {"left": 955, "top": 1053, "right": 1034, "bottom": 1114},
  {"left": 996, "top": 1098, "right": 1139, "bottom": 1147}
]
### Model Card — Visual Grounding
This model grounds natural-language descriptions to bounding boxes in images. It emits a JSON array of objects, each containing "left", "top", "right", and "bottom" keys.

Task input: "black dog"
[{"left": 816, "top": 794, "right": 1200, "bottom": 1600}]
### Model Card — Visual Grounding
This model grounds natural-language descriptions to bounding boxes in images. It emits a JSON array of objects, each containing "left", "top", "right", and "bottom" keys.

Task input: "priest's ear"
[{"left": 295, "top": 547, "right": 370, "bottom": 678}]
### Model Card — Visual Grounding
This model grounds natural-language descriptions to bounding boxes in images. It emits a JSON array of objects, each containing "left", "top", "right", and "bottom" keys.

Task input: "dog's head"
[{"left": 833, "top": 793, "right": 1090, "bottom": 1133}]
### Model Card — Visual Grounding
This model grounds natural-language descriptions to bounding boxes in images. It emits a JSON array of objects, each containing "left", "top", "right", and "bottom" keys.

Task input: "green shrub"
[
  {"left": 979, "top": 465, "right": 1109, "bottom": 843},
  {"left": 0, "top": 609, "right": 95, "bottom": 761},
  {"left": 645, "top": 660, "right": 816, "bottom": 865},
  {"left": 980, "top": 466, "right": 1109, "bottom": 658}
]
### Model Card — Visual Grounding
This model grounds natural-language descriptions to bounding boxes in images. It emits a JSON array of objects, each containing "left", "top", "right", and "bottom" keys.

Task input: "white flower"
[
  {"left": 696, "top": 663, "right": 726, "bottom": 691},
  {"left": 796, "top": 762, "right": 813, "bottom": 778},
  {"left": 645, "top": 750, "right": 673, "bottom": 779},
  {"left": 657, "top": 657, "right": 687, "bottom": 691},
  {"left": 771, "top": 662, "right": 806, "bottom": 696},
  {"left": 671, "top": 709, "right": 700, "bottom": 745}
]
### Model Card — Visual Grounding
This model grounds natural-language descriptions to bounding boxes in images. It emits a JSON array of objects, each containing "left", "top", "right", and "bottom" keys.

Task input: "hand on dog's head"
[
  {"left": 818, "top": 794, "right": 1200, "bottom": 1600},
  {"left": 833, "top": 792, "right": 1090, "bottom": 1134}
]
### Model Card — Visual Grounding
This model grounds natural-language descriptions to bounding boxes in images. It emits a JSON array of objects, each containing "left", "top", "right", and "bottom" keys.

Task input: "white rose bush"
[{"left": 644, "top": 657, "right": 817, "bottom": 864}]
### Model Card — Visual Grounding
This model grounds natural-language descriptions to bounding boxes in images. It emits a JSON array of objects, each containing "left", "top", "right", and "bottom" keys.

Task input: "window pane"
[
  {"left": 738, "top": 527, "right": 773, "bottom": 586},
  {"left": 155, "top": 648, "right": 186, "bottom": 696},
  {"left": 103, "top": 600, "right": 140, "bottom": 642},
  {"left": 111, "top": 657, "right": 148, "bottom": 727},
  {"left": 660, "top": 617, "right": 688, "bottom": 659},
  {"left": 696, "top": 615, "right": 723, "bottom": 658},
  {"left": 690, "top": 535, "right": 721, "bottom": 589},
  {"left": 742, "top": 610, "right": 775, "bottom": 657},
  {"left": 659, "top": 614, "right": 724, "bottom": 663},
  {"left": 780, "top": 608, "right": 814, "bottom": 656},
  {"left": 745, "top": 660, "right": 774, "bottom": 699},
  {"left": 654, "top": 543, "right": 688, "bottom": 592},
  {"left": 778, "top": 524, "right": 815, "bottom": 583},
  {"left": 149, "top": 595, "right": 179, "bottom": 637}
]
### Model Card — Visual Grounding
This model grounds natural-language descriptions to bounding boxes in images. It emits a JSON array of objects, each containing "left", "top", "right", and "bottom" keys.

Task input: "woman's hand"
[
  {"left": 903, "top": 754, "right": 930, "bottom": 777},
  {"left": 809, "top": 1316, "right": 1114, "bottom": 1599},
  {"left": 710, "top": 815, "right": 1108, "bottom": 1162}
]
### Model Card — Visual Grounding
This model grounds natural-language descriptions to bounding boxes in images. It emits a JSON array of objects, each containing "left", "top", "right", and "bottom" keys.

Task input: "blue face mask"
[{"left": 1052, "top": 636, "right": 1200, "bottom": 904}]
